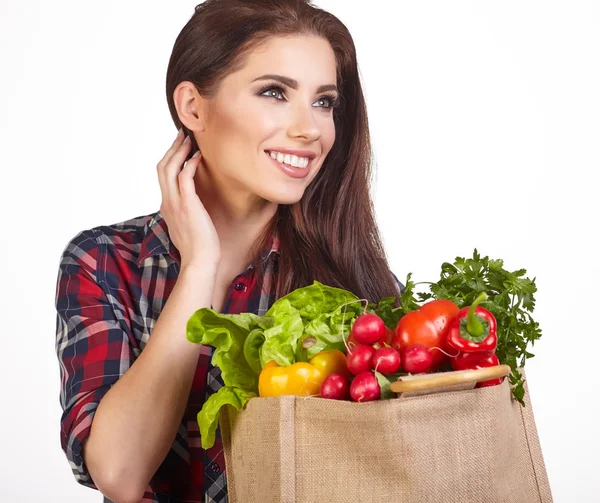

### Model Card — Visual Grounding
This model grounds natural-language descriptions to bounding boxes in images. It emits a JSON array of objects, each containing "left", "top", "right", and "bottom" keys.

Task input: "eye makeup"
[{"left": 256, "top": 82, "right": 341, "bottom": 110}]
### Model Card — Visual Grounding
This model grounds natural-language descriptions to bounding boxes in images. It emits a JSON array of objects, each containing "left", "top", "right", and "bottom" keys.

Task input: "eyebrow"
[{"left": 252, "top": 74, "right": 338, "bottom": 94}]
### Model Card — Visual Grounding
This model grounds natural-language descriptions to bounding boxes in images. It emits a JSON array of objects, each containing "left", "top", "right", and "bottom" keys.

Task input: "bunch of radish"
[{"left": 319, "top": 313, "right": 435, "bottom": 402}]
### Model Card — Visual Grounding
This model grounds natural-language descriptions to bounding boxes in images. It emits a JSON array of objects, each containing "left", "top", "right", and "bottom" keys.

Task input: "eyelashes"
[{"left": 257, "top": 83, "right": 341, "bottom": 110}]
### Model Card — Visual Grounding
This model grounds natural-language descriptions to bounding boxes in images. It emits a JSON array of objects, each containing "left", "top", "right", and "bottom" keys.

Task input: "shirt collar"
[{"left": 137, "top": 210, "right": 280, "bottom": 268}]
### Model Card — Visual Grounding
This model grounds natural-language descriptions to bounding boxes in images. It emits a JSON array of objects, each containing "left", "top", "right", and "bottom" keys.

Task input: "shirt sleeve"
[
  {"left": 54, "top": 229, "right": 134, "bottom": 490},
  {"left": 391, "top": 271, "right": 406, "bottom": 295}
]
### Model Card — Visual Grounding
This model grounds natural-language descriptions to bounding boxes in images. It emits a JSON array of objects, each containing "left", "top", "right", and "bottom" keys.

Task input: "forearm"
[{"left": 84, "top": 266, "right": 217, "bottom": 502}]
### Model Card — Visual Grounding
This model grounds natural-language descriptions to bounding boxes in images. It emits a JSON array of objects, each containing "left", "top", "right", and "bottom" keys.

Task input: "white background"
[{"left": 1, "top": 1, "right": 598, "bottom": 501}]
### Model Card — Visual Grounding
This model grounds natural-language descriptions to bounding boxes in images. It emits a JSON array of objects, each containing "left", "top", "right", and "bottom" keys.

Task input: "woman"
[{"left": 55, "top": 0, "right": 404, "bottom": 501}]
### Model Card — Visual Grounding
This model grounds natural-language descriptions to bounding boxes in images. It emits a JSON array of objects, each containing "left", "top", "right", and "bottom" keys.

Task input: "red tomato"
[{"left": 391, "top": 299, "right": 459, "bottom": 370}]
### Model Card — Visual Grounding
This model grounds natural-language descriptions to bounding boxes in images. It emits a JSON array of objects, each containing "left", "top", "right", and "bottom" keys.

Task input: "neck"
[{"left": 193, "top": 165, "right": 278, "bottom": 255}]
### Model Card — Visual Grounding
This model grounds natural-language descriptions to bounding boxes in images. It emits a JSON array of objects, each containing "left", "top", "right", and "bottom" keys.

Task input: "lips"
[
  {"left": 264, "top": 148, "right": 317, "bottom": 159},
  {"left": 265, "top": 150, "right": 313, "bottom": 179},
  {"left": 265, "top": 150, "right": 311, "bottom": 169}
]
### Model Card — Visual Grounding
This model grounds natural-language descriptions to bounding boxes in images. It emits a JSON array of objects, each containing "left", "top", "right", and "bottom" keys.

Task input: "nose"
[{"left": 287, "top": 101, "right": 322, "bottom": 143}]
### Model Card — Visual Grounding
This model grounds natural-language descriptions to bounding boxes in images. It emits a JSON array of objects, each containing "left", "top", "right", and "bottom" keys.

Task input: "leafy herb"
[
  {"left": 403, "top": 249, "right": 542, "bottom": 404},
  {"left": 367, "top": 272, "right": 430, "bottom": 330},
  {"left": 398, "top": 272, "right": 427, "bottom": 314}
]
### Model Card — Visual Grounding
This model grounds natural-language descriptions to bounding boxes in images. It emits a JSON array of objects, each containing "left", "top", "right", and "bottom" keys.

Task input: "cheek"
[
  {"left": 209, "top": 109, "right": 266, "bottom": 164},
  {"left": 235, "top": 96, "right": 281, "bottom": 135}
]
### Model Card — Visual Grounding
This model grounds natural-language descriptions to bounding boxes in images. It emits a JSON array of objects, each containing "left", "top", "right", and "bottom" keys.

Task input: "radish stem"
[{"left": 339, "top": 298, "right": 369, "bottom": 353}]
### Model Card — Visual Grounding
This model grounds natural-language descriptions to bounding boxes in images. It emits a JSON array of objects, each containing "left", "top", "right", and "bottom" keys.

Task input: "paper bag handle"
[{"left": 389, "top": 364, "right": 511, "bottom": 393}]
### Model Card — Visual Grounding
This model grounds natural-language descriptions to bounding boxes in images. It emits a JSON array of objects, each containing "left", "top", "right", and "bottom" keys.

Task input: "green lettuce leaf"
[
  {"left": 186, "top": 309, "right": 264, "bottom": 390},
  {"left": 243, "top": 328, "right": 266, "bottom": 375},
  {"left": 262, "top": 280, "right": 363, "bottom": 360},
  {"left": 197, "top": 386, "right": 256, "bottom": 450},
  {"left": 260, "top": 299, "right": 304, "bottom": 367},
  {"left": 266, "top": 281, "right": 326, "bottom": 322},
  {"left": 302, "top": 299, "right": 362, "bottom": 358},
  {"left": 187, "top": 309, "right": 268, "bottom": 449},
  {"left": 329, "top": 299, "right": 363, "bottom": 334},
  {"left": 266, "top": 280, "right": 360, "bottom": 323}
]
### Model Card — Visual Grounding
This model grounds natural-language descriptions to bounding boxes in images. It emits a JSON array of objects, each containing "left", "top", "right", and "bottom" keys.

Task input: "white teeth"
[{"left": 268, "top": 151, "right": 309, "bottom": 169}]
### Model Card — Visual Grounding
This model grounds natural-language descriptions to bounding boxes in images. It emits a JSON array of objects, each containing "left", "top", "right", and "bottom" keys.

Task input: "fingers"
[
  {"left": 157, "top": 129, "right": 185, "bottom": 189},
  {"left": 157, "top": 130, "right": 196, "bottom": 208},
  {"left": 157, "top": 130, "right": 185, "bottom": 203},
  {"left": 164, "top": 135, "right": 193, "bottom": 205},
  {"left": 179, "top": 151, "right": 202, "bottom": 199}
]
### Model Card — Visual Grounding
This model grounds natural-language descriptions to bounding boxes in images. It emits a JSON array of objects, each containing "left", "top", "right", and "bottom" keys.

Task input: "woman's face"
[{"left": 191, "top": 35, "right": 338, "bottom": 206}]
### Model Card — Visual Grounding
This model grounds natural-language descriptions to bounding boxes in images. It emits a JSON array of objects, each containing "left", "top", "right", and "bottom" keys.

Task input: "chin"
[
  {"left": 260, "top": 186, "right": 306, "bottom": 205},
  {"left": 265, "top": 193, "right": 304, "bottom": 205}
]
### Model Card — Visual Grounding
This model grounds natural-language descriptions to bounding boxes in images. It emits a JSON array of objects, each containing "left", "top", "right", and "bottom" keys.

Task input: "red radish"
[
  {"left": 402, "top": 344, "right": 433, "bottom": 374},
  {"left": 347, "top": 325, "right": 392, "bottom": 352},
  {"left": 373, "top": 347, "right": 401, "bottom": 374},
  {"left": 320, "top": 373, "right": 350, "bottom": 400},
  {"left": 350, "top": 371, "right": 381, "bottom": 402},
  {"left": 350, "top": 313, "right": 387, "bottom": 345},
  {"left": 382, "top": 326, "right": 393, "bottom": 346},
  {"left": 346, "top": 344, "right": 376, "bottom": 375}
]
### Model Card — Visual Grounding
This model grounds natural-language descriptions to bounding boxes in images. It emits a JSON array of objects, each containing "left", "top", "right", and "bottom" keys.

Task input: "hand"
[{"left": 157, "top": 130, "right": 221, "bottom": 271}]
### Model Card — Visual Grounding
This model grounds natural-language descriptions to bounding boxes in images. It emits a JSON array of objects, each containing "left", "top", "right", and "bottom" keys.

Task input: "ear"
[{"left": 173, "top": 81, "right": 208, "bottom": 133}]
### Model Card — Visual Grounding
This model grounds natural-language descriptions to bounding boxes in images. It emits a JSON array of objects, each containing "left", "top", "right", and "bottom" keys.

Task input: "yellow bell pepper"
[{"left": 258, "top": 350, "right": 349, "bottom": 397}]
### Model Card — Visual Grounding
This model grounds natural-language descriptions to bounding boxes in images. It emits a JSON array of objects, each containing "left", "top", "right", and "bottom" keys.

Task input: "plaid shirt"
[{"left": 54, "top": 210, "right": 280, "bottom": 502}]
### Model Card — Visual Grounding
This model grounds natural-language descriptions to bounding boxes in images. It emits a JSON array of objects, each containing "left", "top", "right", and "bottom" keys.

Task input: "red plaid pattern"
[{"left": 55, "top": 210, "right": 280, "bottom": 502}]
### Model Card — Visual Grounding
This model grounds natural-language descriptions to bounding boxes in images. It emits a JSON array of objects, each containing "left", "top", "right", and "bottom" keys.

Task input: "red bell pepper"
[
  {"left": 453, "top": 353, "right": 504, "bottom": 388},
  {"left": 451, "top": 350, "right": 495, "bottom": 371},
  {"left": 447, "top": 292, "right": 504, "bottom": 387},
  {"left": 447, "top": 292, "right": 497, "bottom": 355}
]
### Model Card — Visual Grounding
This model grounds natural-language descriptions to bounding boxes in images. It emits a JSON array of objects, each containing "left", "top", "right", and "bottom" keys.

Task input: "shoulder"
[
  {"left": 58, "top": 211, "right": 159, "bottom": 273},
  {"left": 83, "top": 211, "right": 157, "bottom": 252}
]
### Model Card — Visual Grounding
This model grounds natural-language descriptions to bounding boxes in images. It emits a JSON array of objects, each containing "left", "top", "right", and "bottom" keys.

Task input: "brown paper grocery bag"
[{"left": 220, "top": 368, "right": 552, "bottom": 503}]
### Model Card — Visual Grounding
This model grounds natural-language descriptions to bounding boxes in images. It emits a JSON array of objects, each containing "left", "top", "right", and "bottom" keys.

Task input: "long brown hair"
[{"left": 166, "top": 0, "right": 402, "bottom": 306}]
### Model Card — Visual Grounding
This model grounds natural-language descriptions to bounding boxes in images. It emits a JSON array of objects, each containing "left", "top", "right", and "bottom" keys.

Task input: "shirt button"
[{"left": 235, "top": 282, "right": 246, "bottom": 291}]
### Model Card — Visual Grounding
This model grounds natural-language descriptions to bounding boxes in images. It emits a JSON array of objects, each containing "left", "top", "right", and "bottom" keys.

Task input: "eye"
[
  {"left": 258, "top": 85, "right": 285, "bottom": 101},
  {"left": 314, "top": 95, "right": 339, "bottom": 110},
  {"left": 258, "top": 84, "right": 339, "bottom": 110}
]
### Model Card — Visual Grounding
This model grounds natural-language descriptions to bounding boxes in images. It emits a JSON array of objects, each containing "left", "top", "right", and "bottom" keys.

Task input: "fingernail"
[
  {"left": 192, "top": 150, "right": 201, "bottom": 158},
  {"left": 184, "top": 135, "right": 191, "bottom": 144},
  {"left": 178, "top": 128, "right": 185, "bottom": 139}
]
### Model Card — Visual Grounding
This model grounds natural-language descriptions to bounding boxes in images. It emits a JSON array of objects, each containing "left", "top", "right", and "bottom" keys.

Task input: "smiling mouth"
[
  {"left": 264, "top": 150, "right": 312, "bottom": 169},
  {"left": 264, "top": 150, "right": 314, "bottom": 179}
]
